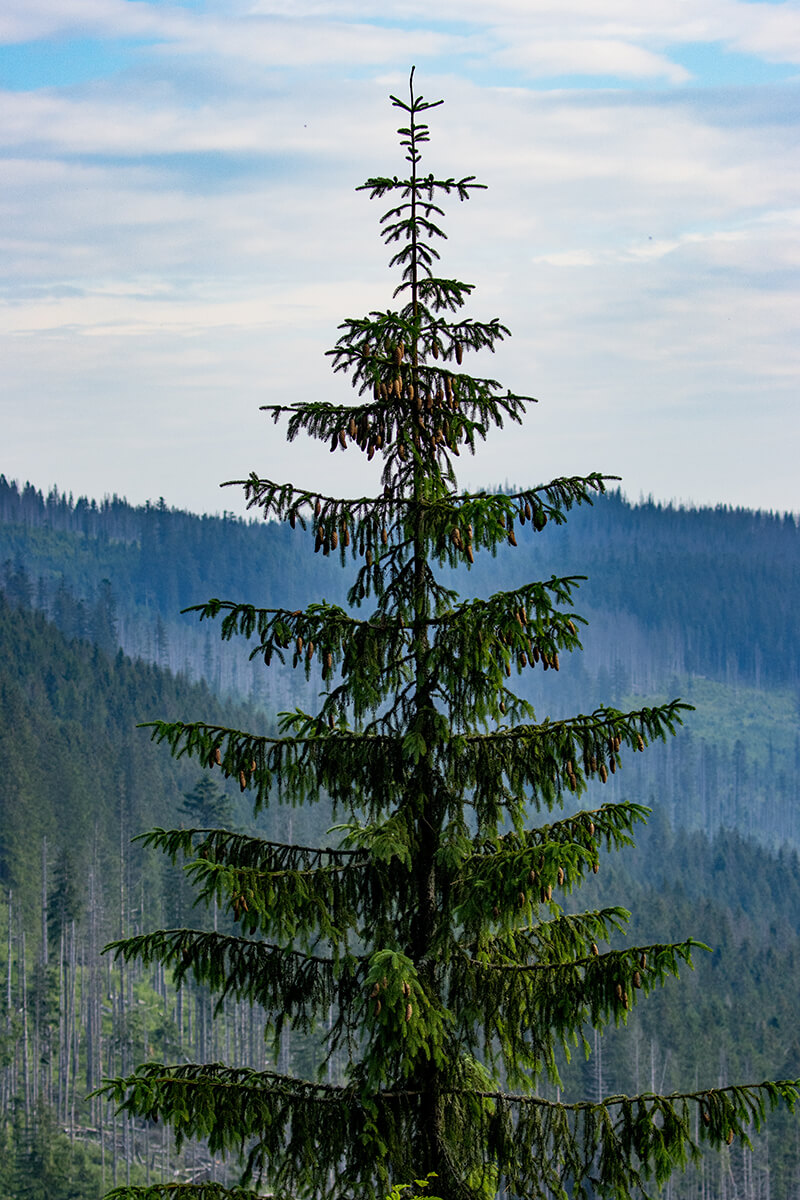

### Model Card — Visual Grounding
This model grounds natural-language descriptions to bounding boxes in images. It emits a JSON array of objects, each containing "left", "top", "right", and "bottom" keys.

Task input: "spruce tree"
[
  {"left": 180, "top": 776, "right": 235, "bottom": 830},
  {"left": 100, "top": 72, "right": 799, "bottom": 1200}
]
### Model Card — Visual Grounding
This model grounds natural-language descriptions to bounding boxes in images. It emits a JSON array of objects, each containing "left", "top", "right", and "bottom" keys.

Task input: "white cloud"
[
  {"left": 0, "top": 0, "right": 185, "bottom": 44},
  {"left": 723, "top": 4, "right": 800, "bottom": 63},
  {"left": 494, "top": 37, "right": 690, "bottom": 82},
  {"left": 245, "top": 0, "right": 800, "bottom": 67},
  {"left": 0, "top": 4, "right": 799, "bottom": 513},
  {"left": 162, "top": 15, "right": 458, "bottom": 67}
]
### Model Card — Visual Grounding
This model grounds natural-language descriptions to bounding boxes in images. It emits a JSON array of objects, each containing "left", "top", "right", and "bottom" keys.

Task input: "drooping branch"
[
  {"left": 140, "top": 701, "right": 691, "bottom": 819},
  {"left": 447, "top": 936, "right": 705, "bottom": 1084},
  {"left": 135, "top": 826, "right": 365, "bottom": 869},
  {"left": 96, "top": 1063, "right": 800, "bottom": 1200},
  {"left": 106, "top": 928, "right": 366, "bottom": 1054}
]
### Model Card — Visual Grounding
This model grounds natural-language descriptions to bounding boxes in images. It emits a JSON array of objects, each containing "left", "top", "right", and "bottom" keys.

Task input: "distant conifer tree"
[
  {"left": 180, "top": 776, "right": 235, "bottom": 830},
  {"left": 100, "top": 72, "right": 799, "bottom": 1200}
]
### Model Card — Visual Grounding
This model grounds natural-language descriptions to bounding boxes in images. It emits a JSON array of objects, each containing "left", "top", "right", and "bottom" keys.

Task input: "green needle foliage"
[{"left": 98, "top": 71, "right": 800, "bottom": 1200}]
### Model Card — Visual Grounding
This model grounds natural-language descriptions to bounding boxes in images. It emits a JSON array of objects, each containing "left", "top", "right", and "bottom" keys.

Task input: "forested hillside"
[
  {"left": 2, "top": 478, "right": 797, "bottom": 693},
  {"left": 561, "top": 816, "right": 800, "bottom": 1200},
  {"left": 2, "top": 476, "right": 798, "bottom": 849},
  {"left": 0, "top": 594, "right": 308, "bottom": 1197}
]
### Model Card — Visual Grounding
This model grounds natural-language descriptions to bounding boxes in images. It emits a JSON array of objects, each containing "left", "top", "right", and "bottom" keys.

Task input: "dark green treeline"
[{"left": 1, "top": 476, "right": 798, "bottom": 692}]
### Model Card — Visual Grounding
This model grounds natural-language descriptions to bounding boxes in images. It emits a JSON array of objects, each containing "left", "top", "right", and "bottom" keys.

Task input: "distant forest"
[
  {"left": 1, "top": 475, "right": 797, "bottom": 691},
  {"left": 2, "top": 475, "right": 798, "bottom": 850}
]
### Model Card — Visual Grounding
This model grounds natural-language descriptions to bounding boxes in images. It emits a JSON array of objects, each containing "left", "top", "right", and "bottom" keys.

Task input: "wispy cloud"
[{"left": 494, "top": 38, "right": 690, "bottom": 82}]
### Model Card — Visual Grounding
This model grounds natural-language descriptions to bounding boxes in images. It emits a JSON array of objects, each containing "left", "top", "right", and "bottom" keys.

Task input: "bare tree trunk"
[
  {"left": 20, "top": 927, "right": 30, "bottom": 1128},
  {"left": 57, "top": 925, "right": 65, "bottom": 1122},
  {"left": 100, "top": 1095, "right": 106, "bottom": 1192},
  {"left": 176, "top": 980, "right": 183, "bottom": 1051},
  {"left": 41, "top": 838, "right": 48, "bottom": 968},
  {"left": 86, "top": 866, "right": 101, "bottom": 1107},
  {"left": 69, "top": 919, "right": 78, "bottom": 1142},
  {"left": 111, "top": 1030, "right": 118, "bottom": 1189},
  {"left": 5, "top": 892, "right": 14, "bottom": 1111}
]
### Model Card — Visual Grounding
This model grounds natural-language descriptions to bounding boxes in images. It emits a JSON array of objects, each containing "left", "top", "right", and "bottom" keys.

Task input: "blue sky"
[{"left": 1, "top": 0, "right": 799, "bottom": 515}]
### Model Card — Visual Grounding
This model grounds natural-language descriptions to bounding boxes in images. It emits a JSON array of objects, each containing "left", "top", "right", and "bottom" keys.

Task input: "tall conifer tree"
[{"left": 101, "top": 73, "right": 799, "bottom": 1200}]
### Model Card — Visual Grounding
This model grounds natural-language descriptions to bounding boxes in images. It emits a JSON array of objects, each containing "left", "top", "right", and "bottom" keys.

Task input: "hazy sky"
[{"left": 1, "top": 0, "right": 798, "bottom": 517}]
